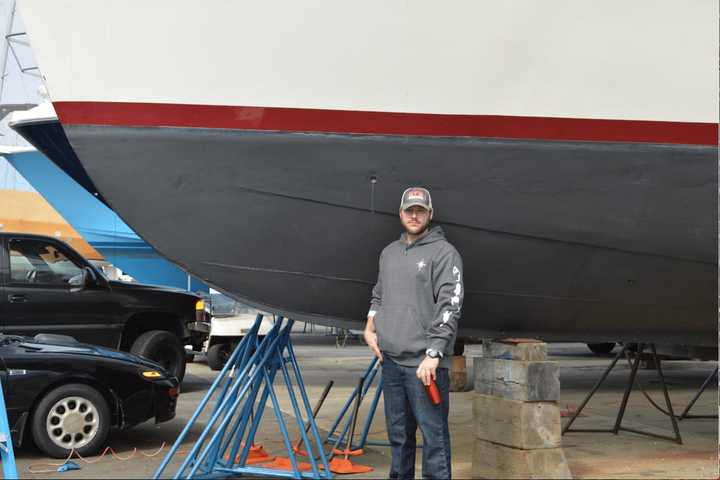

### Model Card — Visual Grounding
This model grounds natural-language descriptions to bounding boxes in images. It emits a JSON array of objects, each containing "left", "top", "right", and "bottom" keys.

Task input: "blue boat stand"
[
  {"left": 0, "top": 374, "right": 18, "bottom": 479},
  {"left": 154, "top": 314, "right": 332, "bottom": 479},
  {"left": 325, "top": 356, "right": 423, "bottom": 451}
]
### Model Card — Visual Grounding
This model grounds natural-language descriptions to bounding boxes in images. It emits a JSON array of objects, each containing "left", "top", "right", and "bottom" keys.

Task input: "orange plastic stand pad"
[
  {"left": 224, "top": 444, "right": 274, "bottom": 465},
  {"left": 327, "top": 457, "right": 374, "bottom": 474},
  {"left": 332, "top": 447, "right": 365, "bottom": 457},
  {"left": 262, "top": 456, "right": 315, "bottom": 472}
]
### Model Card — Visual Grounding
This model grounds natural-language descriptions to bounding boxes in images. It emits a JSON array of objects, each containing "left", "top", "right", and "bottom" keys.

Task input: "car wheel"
[
  {"left": 587, "top": 342, "right": 616, "bottom": 354},
  {"left": 31, "top": 383, "right": 110, "bottom": 458},
  {"left": 131, "top": 330, "right": 186, "bottom": 381},
  {"left": 207, "top": 342, "right": 231, "bottom": 371}
]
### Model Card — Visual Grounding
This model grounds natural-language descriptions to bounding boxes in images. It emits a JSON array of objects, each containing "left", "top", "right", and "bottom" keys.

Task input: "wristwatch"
[{"left": 426, "top": 348, "right": 442, "bottom": 359}]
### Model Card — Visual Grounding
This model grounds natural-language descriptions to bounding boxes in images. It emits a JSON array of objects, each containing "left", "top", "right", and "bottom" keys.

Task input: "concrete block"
[
  {"left": 472, "top": 439, "right": 572, "bottom": 479},
  {"left": 474, "top": 358, "right": 560, "bottom": 401},
  {"left": 473, "top": 394, "right": 561, "bottom": 449},
  {"left": 488, "top": 341, "right": 547, "bottom": 361}
]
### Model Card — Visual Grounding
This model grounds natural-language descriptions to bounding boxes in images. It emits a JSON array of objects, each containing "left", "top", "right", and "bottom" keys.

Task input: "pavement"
[{"left": 15, "top": 336, "right": 719, "bottom": 479}]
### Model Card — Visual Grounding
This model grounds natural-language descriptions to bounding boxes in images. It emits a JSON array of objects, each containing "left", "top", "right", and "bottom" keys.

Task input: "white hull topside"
[{"left": 19, "top": 0, "right": 719, "bottom": 123}]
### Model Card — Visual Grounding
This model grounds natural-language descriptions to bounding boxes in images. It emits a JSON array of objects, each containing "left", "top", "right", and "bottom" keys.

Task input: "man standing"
[{"left": 364, "top": 187, "right": 463, "bottom": 479}]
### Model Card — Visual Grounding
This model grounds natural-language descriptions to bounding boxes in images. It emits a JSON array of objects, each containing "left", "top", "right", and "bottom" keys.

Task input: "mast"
[{"left": 0, "top": 0, "right": 16, "bottom": 102}]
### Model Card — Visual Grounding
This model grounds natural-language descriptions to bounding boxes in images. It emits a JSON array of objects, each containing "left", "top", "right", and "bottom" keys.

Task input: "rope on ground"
[{"left": 26, "top": 442, "right": 178, "bottom": 474}]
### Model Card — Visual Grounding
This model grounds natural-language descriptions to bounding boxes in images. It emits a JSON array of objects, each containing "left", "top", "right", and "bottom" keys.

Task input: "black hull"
[{"left": 16, "top": 122, "right": 719, "bottom": 346}]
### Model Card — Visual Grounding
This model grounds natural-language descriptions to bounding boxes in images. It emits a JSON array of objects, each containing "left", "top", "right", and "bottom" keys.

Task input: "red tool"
[{"left": 426, "top": 379, "right": 441, "bottom": 405}]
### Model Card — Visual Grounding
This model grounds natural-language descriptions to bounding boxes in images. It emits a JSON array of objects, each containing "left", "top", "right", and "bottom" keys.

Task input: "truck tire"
[
  {"left": 131, "top": 330, "right": 186, "bottom": 381},
  {"left": 587, "top": 342, "right": 616, "bottom": 355},
  {"left": 31, "top": 383, "right": 111, "bottom": 458},
  {"left": 207, "top": 342, "right": 231, "bottom": 371}
]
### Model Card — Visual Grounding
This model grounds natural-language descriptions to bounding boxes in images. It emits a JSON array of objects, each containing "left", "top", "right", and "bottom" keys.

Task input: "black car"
[{"left": 0, "top": 333, "right": 179, "bottom": 458}]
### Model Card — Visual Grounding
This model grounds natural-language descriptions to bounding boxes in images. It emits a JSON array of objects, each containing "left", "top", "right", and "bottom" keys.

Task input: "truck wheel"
[
  {"left": 31, "top": 383, "right": 110, "bottom": 458},
  {"left": 131, "top": 330, "right": 186, "bottom": 381},
  {"left": 587, "top": 342, "right": 616, "bottom": 354},
  {"left": 185, "top": 351, "right": 195, "bottom": 363},
  {"left": 207, "top": 342, "right": 231, "bottom": 371}
]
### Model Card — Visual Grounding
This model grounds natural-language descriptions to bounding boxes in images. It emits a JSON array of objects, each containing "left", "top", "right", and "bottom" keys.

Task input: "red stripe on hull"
[{"left": 54, "top": 101, "right": 718, "bottom": 146}]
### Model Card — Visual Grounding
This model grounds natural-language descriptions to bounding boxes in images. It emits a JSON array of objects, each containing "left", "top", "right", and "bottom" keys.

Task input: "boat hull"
[
  {"left": 15, "top": 0, "right": 718, "bottom": 345},
  {"left": 58, "top": 124, "right": 717, "bottom": 345},
  {"left": 2, "top": 148, "right": 208, "bottom": 292}
]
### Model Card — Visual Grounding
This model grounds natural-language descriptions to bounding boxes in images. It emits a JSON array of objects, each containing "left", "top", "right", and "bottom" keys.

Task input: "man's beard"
[{"left": 404, "top": 221, "right": 430, "bottom": 236}]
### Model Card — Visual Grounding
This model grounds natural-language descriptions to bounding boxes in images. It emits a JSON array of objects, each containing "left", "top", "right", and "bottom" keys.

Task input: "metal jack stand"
[
  {"left": 326, "top": 356, "right": 424, "bottom": 451},
  {"left": 154, "top": 314, "right": 332, "bottom": 479},
  {"left": 562, "top": 343, "right": 682, "bottom": 444},
  {"left": 678, "top": 366, "right": 718, "bottom": 420},
  {"left": 326, "top": 356, "right": 389, "bottom": 450},
  {"left": 0, "top": 378, "right": 17, "bottom": 479}
]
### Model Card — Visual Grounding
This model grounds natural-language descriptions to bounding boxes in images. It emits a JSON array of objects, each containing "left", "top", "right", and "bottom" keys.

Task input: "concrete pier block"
[
  {"left": 473, "top": 394, "right": 561, "bottom": 449},
  {"left": 472, "top": 439, "right": 572, "bottom": 479},
  {"left": 474, "top": 358, "right": 560, "bottom": 401}
]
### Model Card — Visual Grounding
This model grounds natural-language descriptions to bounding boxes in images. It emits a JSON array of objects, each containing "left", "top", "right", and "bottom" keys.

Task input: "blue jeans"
[{"left": 382, "top": 357, "right": 451, "bottom": 479}]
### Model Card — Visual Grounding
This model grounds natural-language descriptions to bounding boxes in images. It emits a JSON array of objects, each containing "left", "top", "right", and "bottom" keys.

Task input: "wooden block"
[
  {"left": 473, "top": 394, "right": 560, "bottom": 449},
  {"left": 472, "top": 440, "right": 572, "bottom": 479},
  {"left": 488, "top": 341, "right": 547, "bottom": 361},
  {"left": 449, "top": 355, "right": 469, "bottom": 392},
  {"left": 450, "top": 355, "right": 467, "bottom": 370},
  {"left": 474, "top": 358, "right": 559, "bottom": 401}
]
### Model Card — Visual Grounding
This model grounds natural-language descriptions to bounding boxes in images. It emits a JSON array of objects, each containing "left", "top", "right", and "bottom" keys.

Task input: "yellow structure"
[{"left": 0, "top": 189, "right": 103, "bottom": 260}]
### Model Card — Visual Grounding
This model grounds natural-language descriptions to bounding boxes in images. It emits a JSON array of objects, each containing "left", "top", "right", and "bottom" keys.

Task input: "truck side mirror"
[
  {"left": 69, "top": 266, "right": 98, "bottom": 292},
  {"left": 83, "top": 266, "right": 98, "bottom": 288}
]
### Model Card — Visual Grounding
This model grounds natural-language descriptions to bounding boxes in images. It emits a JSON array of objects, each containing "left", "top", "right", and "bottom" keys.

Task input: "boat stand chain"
[
  {"left": 326, "top": 356, "right": 423, "bottom": 451},
  {"left": 154, "top": 314, "right": 332, "bottom": 479},
  {"left": 562, "top": 343, "right": 682, "bottom": 444}
]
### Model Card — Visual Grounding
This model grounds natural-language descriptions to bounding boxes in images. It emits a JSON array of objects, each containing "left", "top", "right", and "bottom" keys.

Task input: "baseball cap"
[{"left": 400, "top": 187, "right": 432, "bottom": 211}]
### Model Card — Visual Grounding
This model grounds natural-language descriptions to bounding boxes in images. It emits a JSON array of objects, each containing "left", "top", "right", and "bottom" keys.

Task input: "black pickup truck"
[{"left": 0, "top": 232, "right": 208, "bottom": 381}]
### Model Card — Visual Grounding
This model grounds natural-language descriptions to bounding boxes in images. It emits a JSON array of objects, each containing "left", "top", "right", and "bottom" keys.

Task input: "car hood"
[
  {"left": 18, "top": 338, "right": 166, "bottom": 371},
  {"left": 108, "top": 280, "right": 198, "bottom": 296}
]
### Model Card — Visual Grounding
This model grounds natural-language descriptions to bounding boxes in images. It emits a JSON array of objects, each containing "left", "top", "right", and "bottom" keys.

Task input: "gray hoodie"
[{"left": 369, "top": 226, "right": 463, "bottom": 368}]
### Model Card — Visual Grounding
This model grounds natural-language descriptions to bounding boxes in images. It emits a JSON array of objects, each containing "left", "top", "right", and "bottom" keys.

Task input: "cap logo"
[{"left": 407, "top": 190, "right": 425, "bottom": 201}]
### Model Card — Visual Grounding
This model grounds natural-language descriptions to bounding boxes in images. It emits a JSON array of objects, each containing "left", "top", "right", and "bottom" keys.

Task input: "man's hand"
[
  {"left": 363, "top": 324, "right": 383, "bottom": 362},
  {"left": 416, "top": 356, "right": 439, "bottom": 386}
]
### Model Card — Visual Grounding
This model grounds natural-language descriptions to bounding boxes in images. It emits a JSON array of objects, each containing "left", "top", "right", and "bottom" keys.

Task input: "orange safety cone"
[{"left": 325, "top": 377, "right": 373, "bottom": 474}]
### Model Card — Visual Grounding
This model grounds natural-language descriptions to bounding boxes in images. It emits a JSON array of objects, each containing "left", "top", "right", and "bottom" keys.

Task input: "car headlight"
[{"left": 195, "top": 299, "right": 205, "bottom": 311}]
